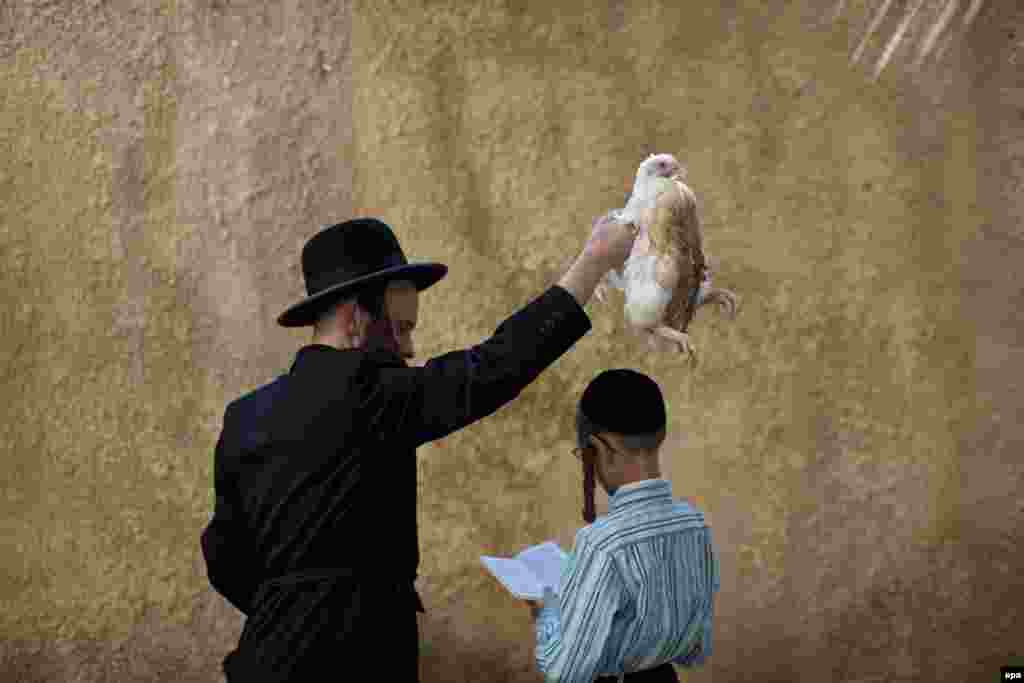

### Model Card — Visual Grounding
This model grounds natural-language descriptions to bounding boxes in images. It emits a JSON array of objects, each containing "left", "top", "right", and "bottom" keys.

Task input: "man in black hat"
[
  {"left": 200, "top": 214, "right": 638, "bottom": 681},
  {"left": 528, "top": 369, "right": 719, "bottom": 683}
]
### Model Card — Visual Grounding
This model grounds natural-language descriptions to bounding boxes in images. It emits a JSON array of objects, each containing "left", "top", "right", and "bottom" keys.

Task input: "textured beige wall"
[{"left": 1, "top": 1, "right": 1021, "bottom": 681}]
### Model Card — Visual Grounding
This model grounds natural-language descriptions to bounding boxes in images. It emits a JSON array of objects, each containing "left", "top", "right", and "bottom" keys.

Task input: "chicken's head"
[{"left": 639, "top": 153, "right": 684, "bottom": 180}]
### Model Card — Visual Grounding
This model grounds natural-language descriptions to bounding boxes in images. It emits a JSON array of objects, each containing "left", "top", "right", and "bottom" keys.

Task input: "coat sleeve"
[
  {"left": 363, "top": 285, "right": 592, "bottom": 447},
  {"left": 200, "top": 404, "right": 259, "bottom": 615},
  {"left": 672, "top": 530, "right": 720, "bottom": 668},
  {"left": 534, "top": 529, "right": 624, "bottom": 683},
  {"left": 671, "top": 603, "right": 714, "bottom": 667}
]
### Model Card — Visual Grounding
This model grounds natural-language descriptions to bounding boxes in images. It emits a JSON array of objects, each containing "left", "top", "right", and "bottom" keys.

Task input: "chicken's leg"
[
  {"left": 652, "top": 325, "right": 697, "bottom": 363},
  {"left": 698, "top": 287, "right": 738, "bottom": 318}
]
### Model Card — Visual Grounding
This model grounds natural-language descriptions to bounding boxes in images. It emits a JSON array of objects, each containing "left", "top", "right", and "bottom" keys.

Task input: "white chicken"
[{"left": 595, "top": 153, "right": 737, "bottom": 362}]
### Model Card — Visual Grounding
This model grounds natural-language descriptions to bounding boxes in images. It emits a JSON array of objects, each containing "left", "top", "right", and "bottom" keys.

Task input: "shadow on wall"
[
  {"left": 0, "top": 579, "right": 242, "bottom": 683},
  {"left": 419, "top": 615, "right": 535, "bottom": 683},
  {"left": 819, "top": 520, "right": 1024, "bottom": 683}
]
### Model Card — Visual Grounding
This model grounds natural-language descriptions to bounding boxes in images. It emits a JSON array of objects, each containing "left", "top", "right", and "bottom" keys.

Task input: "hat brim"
[{"left": 277, "top": 262, "right": 448, "bottom": 327}]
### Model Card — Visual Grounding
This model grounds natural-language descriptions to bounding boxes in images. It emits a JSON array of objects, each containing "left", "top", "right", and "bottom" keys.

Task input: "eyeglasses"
[{"left": 572, "top": 435, "right": 621, "bottom": 461}]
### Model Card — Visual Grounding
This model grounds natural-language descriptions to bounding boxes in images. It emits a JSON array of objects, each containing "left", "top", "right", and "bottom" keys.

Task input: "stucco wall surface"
[{"left": 1, "top": 1, "right": 1021, "bottom": 681}]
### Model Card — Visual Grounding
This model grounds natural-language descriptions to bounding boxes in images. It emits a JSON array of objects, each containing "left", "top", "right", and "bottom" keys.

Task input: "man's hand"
[
  {"left": 558, "top": 212, "right": 638, "bottom": 308},
  {"left": 581, "top": 210, "right": 639, "bottom": 274}
]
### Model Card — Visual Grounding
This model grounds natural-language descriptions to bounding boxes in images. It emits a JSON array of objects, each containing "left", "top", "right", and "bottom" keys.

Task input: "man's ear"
[
  {"left": 592, "top": 434, "right": 616, "bottom": 466},
  {"left": 343, "top": 301, "right": 367, "bottom": 341}
]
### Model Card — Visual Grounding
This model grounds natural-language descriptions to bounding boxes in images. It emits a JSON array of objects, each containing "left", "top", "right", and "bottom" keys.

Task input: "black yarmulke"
[{"left": 578, "top": 369, "right": 666, "bottom": 435}]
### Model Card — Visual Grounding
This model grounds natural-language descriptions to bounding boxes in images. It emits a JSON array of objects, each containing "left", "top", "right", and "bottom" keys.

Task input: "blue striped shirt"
[{"left": 534, "top": 479, "right": 719, "bottom": 682}]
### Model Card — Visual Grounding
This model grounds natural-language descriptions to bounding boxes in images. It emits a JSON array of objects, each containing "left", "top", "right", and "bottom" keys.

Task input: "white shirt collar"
[{"left": 615, "top": 478, "right": 666, "bottom": 494}]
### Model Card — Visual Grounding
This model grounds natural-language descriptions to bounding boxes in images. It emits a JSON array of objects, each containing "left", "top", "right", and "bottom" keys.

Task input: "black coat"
[{"left": 200, "top": 285, "right": 592, "bottom": 681}]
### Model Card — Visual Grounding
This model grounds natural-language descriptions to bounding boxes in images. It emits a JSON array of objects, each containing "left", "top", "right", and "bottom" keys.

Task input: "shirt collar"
[
  {"left": 290, "top": 343, "right": 408, "bottom": 374},
  {"left": 608, "top": 478, "right": 673, "bottom": 513},
  {"left": 290, "top": 344, "right": 341, "bottom": 373}
]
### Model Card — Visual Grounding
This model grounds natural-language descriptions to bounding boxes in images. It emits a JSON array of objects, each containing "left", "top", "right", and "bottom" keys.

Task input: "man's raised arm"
[{"left": 361, "top": 212, "right": 638, "bottom": 448}]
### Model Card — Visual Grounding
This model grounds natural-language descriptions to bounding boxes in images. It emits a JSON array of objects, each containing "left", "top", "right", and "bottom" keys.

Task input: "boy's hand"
[{"left": 526, "top": 587, "right": 558, "bottom": 620}]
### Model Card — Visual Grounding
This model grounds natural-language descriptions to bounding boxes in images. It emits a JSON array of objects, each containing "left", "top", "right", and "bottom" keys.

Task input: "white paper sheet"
[
  {"left": 480, "top": 541, "right": 568, "bottom": 600},
  {"left": 515, "top": 541, "right": 568, "bottom": 592}
]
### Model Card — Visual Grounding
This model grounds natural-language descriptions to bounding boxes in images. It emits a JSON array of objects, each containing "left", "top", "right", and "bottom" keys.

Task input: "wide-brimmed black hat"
[{"left": 277, "top": 218, "right": 448, "bottom": 327}]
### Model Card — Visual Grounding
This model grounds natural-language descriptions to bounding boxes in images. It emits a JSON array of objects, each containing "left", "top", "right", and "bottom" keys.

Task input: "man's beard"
[{"left": 363, "top": 315, "right": 401, "bottom": 356}]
